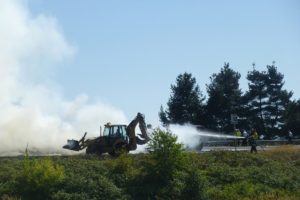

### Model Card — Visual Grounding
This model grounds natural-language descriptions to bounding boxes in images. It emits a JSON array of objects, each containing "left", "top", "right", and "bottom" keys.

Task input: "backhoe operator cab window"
[{"left": 103, "top": 125, "right": 127, "bottom": 139}]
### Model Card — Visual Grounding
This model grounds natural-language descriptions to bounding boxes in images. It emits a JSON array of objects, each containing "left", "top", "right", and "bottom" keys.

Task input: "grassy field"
[
  {"left": 1, "top": 128, "right": 300, "bottom": 200},
  {"left": 0, "top": 145, "right": 299, "bottom": 200}
]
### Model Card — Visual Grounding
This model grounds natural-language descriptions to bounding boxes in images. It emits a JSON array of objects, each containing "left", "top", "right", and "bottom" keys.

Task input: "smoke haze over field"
[{"left": 0, "top": 0, "right": 127, "bottom": 155}]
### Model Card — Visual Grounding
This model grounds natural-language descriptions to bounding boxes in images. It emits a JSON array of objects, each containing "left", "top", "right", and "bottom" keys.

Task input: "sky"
[
  {"left": 28, "top": 0, "right": 300, "bottom": 125},
  {"left": 2, "top": 0, "right": 300, "bottom": 131}
]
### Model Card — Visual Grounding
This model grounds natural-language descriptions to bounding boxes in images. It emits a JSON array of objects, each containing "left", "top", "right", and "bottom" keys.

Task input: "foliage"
[
  {"left": 53, "top": 156, "right": 124, "bottom": 200},
  {"left": 243, "top": 63, "right": 293, "bottom": 137},
  {"left": 159, "top": 105, "right": 169, "bottom": 127},
  {"left": 14, "top": 156, "right": 64, "bottom": 200},
  {"left": 147, "top": 129, "right": 186, "bottom": 180},
  {"left": 1, "top": 146, "right": 300, "bottom": 200},
  {"left": 160, "top": 62, "right": 295, "bottom": 137},
  {"left": 264, "top": 64, "right": 293, "bottom": 135},
  {"left": 180, "top": 152, "right": 208, "bottom": 200},
  {"left": 244, "top": 66, "right": 268, "bottom": 134},
  {"left": 206, "top": 63, "right": 242, "bottom": 132},
  {"left": 1, "top": 195, "right": 20, "bottom": 200},
  {"left": 203, "top": 148, "right": 300, "bottom": 200},
  {"left": 284, "top": 100, "right": 300, "bottom": 136},
  {"left": 132, "top": 129, "right": 188, "bottom": 199},
  {"left": 147, "top": 129, "right": 185, "bottom": 171},
  {"left": 159, "top": 72, "right": 205, "bottom": 125},
  {"left": 52, "top": 174, "right": 123, "bottom": 200}
]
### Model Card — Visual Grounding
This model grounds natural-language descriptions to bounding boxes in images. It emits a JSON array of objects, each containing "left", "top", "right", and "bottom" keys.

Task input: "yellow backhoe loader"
[{"left": 63, "top": 112, "right": 150, "bottom": 156}]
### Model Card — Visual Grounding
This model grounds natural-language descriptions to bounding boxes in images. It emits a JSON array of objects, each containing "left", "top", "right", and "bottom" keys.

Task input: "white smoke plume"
[
  {"left": 134, "top": 125, "right": 203, "bottom": 153},
  {"left": 169, "top": 124, "right": 242, "bottom": 149},
  {"left": 169, "top": 124, "right": 203, "bottom": 149},
  {"left": 0, "top": 0, "right": 127, "bottom": 156}
]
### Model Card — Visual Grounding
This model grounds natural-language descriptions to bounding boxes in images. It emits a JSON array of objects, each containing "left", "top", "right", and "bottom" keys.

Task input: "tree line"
[{"left": 159, "top": 62, "right": 300, "bottom": 138}]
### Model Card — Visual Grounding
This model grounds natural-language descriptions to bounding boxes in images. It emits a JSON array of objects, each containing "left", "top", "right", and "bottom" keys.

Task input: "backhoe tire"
[{"left": 110, "top": 142, "right": 128, "bottom": 157}]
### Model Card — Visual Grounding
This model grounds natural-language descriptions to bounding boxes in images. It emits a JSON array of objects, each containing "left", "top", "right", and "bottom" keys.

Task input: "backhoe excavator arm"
[{"left": 126, "top": 112, "right": 150, "bottom": 150}]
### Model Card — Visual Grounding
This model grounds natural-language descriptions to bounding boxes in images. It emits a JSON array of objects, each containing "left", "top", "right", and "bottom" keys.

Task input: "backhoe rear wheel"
[{"left": 109, "top": 142, "right": 128, "bottom": 157}]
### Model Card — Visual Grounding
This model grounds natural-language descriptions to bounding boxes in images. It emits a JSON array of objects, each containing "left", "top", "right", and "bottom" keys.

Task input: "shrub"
[
  {"left": 15, "top": 156, "right": 64, "bottom": 200},
  {"left": 147, "top": 128, "right": 186, "bottom": 181},
  {"left": 51, "top": 156, "right": 125, "bottom": 200},
  {"left": 106, "top": 153, "right": 138, "bottom": 188},
  {"left": 53, "top": 173, "right": 124, "bottom": 200},
  {"left": 181, "top": 169, "right": 208, "bottom": 200},
  {"left": 130, "top": 129, "right": 189, "bottom": 199},
  {"left": 0, "top": 144, "right": 299, "bottom": 200}
]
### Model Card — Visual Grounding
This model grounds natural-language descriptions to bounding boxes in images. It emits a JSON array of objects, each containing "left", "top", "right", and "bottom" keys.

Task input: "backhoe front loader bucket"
[
  {"left": 63, "top": 132, "right": 88, "bottom": 151},
  {"left": 63, "top": 139, "right": 81, "bottom": 151}
]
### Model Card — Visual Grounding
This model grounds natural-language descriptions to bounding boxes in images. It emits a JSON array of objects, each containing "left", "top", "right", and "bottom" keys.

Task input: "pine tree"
[
  {"left": 244, "top": 66, "right": 268, "bottom": 134},
  {"left": 284, "top": 100, "right": 300, "bottom": 136},
  {"left": 244, "top": 63, "right": 293, "bottom": 138},
  {"left": 159, "top": 105, "right": 169, "bottom": 127},
  {"left": 206, "top": 63, "right": 242, "bottom": 132},
  {"left": 264, "top": 63, "right": 293, "bottom": 136},
  {"left": 159, "top": 72, "right": 205, "bottom": 125}
]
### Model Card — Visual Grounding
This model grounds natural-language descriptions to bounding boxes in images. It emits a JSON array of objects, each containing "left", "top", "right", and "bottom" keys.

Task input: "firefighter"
[
  {"left": 287, "top": 130, "right": 293, "bottom": 144},
  {"left": 242, "top": 129, "right": 248, "bottom": 146},
  {"left": 234, "top": 129, "right": 241, "bottom": 146},
  {"left": 249, "top": 129, "right": 258, "bottom": 153}
]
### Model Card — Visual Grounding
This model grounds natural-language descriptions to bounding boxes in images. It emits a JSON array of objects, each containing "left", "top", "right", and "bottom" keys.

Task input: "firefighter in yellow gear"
[
  {"left": 234, "top": 129, "right": 241, "bottom": 146},
  {"left": 249, "top": 129, "right": 258, "bottom": 153}
]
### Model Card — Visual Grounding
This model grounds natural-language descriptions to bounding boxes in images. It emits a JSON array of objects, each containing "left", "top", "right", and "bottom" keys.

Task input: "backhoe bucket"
[{"left": 63, "top": 139, "right": 81, "bottom": 151}]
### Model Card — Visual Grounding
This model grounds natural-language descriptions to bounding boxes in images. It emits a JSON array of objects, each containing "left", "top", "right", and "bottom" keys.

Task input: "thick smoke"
[{"left": 0, "top": 0, "right": 127, "bottom": 156}]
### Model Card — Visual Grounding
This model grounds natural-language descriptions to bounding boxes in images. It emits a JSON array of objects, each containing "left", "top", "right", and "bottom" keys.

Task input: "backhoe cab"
[{"left": 63, "top": 112, "right": 150, "bottom": 156}]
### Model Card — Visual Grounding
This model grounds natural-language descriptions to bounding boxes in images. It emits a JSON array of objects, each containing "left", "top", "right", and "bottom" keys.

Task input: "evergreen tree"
[
  {"left": 244, "top": 63, "right": 292, "bottom": 137},
  {"left": 206, "top": 63, "right": 242, "bottom": 132},
  {"left": 264, "top": 63, "right": 293, "bottom": 136},
  {"left": 159, "top": 105, "right": 169, "bottom": 127},
  {"left": 244, "top": 66, "right": 268, "bottom": 134},
  {"left": 284, "top": 100, "right": 300, "bottom": 136},
  {"left": 159, "top": 72, "right": 205, "bottom": 125}
]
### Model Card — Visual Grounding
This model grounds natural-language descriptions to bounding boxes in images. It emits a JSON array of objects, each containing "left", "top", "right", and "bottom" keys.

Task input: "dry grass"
[{"left": 260, "top": 145, "right": 300, "bottom": 164}]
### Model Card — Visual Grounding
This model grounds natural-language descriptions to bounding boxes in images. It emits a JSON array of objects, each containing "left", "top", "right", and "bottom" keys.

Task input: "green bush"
[
  {"left": 181, "top": 169, "right": 208, "bottom": 200},
  {"left": 130, "top": 129, "right": 191, "bottom": 199},
  {"left": 147, "top": 128, "right": 186, "bottom": 181},
  {"left": 15, "top": 156, "right": 64, "bottom": 200},
  {"left": 53, "top": 157, "right": 125, "bottom": 200},
  {"left": 52, "top": 174, "right": 124, "bottom": 200},
  {"left": 106, "top": 153, "right": 138, "bottom": 188}
]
